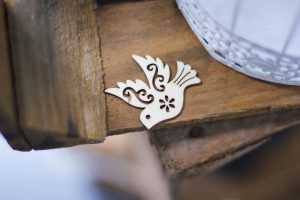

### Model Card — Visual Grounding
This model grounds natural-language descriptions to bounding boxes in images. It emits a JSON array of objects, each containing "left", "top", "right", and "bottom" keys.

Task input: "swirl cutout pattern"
[
  {"left": 147, "top": 64, "right": 166, "bottom": 91},
  {"left": 123, "top": 87, "right": 154, "bottom": 104}
]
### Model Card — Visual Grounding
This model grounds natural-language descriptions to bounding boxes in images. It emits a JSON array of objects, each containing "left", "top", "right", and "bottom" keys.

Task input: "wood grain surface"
[
  {"left": 97, "top": 0, "right": 300, "bottom": 135},
  {"left": 150, "top": 108, "right": 300, "bottom": 177},
  {"left": 6, "top": 0, "right": 107, "bottom": 149},
  {"left": 1, "top": 0, "right": 299, "bottom": 150},
  {"left": 0, "top": 0, "right": 31, "bottom": 150}
]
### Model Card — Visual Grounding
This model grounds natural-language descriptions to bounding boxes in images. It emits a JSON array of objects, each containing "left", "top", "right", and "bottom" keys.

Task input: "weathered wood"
[
  {"left": 6, "top": 0, "right": 107, "bottom": 149},
  {"left": 97, "top": 0, "right": 300, "bottom": 135},
  {"left": 150, "top": 108, "right": 300, "bottom": 177},
  {"left": 2, "top": 0, "right": 300, "bottom": 151},
  {"left": 0, "top": 0, "right": 31, "bottom": 150},
  {"left": 176, "top": 125, "right": 300, "bottom": 200},
  {"left": 95, "top": 0, "right": 142, "bottom": 6}
]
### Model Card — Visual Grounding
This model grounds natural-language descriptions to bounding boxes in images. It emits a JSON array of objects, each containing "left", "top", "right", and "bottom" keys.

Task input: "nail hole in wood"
[{"left": 189, "top": 126, "right": 206, "bottom": 138}]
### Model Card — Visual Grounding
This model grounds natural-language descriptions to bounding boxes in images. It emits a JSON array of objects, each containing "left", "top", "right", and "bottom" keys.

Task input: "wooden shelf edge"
[{"left": 150, "top": 108, "right": 300, "bottom": 177}]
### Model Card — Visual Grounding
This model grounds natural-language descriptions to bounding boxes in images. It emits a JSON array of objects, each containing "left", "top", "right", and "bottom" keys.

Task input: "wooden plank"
[
  {"left": 0, "top": 0, "right": 31, "bottom": 150},
  {"left": 6, "top": 0, "right": 107, "bottom": 149},
  {"left": 3, "top": 0, "right": 299, "bottom": 150},
  {"left": 150, "top": 108, "right": 300, "bottom": 177},
  {"left": 95, "top": 0, "right": 144, "bottom": 6},
  {"left": 96, "top": 0, "right": 300, "bottom": 135},
  {"left": 176, "top": 125, "right": 300, "bottom": 200}
]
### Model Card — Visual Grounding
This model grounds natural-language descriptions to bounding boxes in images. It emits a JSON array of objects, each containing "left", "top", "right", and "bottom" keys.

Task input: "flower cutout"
[{"left": 159, "top": 95, "right": 175, "bottom": 112}]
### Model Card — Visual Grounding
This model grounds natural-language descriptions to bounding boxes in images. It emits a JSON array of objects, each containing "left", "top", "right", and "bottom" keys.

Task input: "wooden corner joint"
[
  {"left": 2, "top": 0, "right": 300, "bottom": 151},
  {"left": 3, "top": 0, "right": 108, "bottom": 150}
]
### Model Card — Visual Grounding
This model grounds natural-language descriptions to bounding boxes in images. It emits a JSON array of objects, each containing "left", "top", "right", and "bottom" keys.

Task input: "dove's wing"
[
  {"left": 105, "top": 79, "right": 154, "bottom": 108},
  {"left": 132, "top": 55, "right": 170, "bottom": 91}
]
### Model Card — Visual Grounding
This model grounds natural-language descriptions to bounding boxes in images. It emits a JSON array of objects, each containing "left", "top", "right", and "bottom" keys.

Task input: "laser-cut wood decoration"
[{"left": 105, "top": 55, "right": 201, "bottom": 129}]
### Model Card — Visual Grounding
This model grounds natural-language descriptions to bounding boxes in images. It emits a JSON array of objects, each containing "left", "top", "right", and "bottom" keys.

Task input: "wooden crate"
[{"left": 1, "top": 0, "right": 300, "bottom": 176}]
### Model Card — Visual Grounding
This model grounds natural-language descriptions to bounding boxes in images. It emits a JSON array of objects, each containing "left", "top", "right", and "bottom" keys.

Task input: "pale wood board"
[
  {"left": 96, "top": 0, "right": 300, "bottom": 135},
  {"left": 0, "top": 0, "right": 31, "bottom": 150},
  {"left": 6, "top": 0, "right": 107, "bottom": 149}
]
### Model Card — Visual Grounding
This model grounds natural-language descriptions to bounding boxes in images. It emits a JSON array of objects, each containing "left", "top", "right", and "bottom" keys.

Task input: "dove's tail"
[{"left": 172, "top": 61, "right": 201, "bottom": 88}]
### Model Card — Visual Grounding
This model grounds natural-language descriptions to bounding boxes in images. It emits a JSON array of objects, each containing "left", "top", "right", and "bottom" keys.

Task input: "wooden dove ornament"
[{"left": 105, "top": 55, "right": 201, "bottom": 129}]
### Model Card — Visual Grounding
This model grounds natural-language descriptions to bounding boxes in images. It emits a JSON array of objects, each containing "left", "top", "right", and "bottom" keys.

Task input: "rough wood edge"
[
  {"left": 0, "top": 0, "right": 31, "bottom": 151},
  {"left": 6, "top": 0, "right": 107, "bottom": 150},
  {"left": 150, "top": 108, "right": 300, "bottom": 178}
]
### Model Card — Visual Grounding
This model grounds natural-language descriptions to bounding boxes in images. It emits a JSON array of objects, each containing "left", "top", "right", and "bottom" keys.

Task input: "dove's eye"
[{"left": 146, "top": 115, "right": 151, "bottom": 120}]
